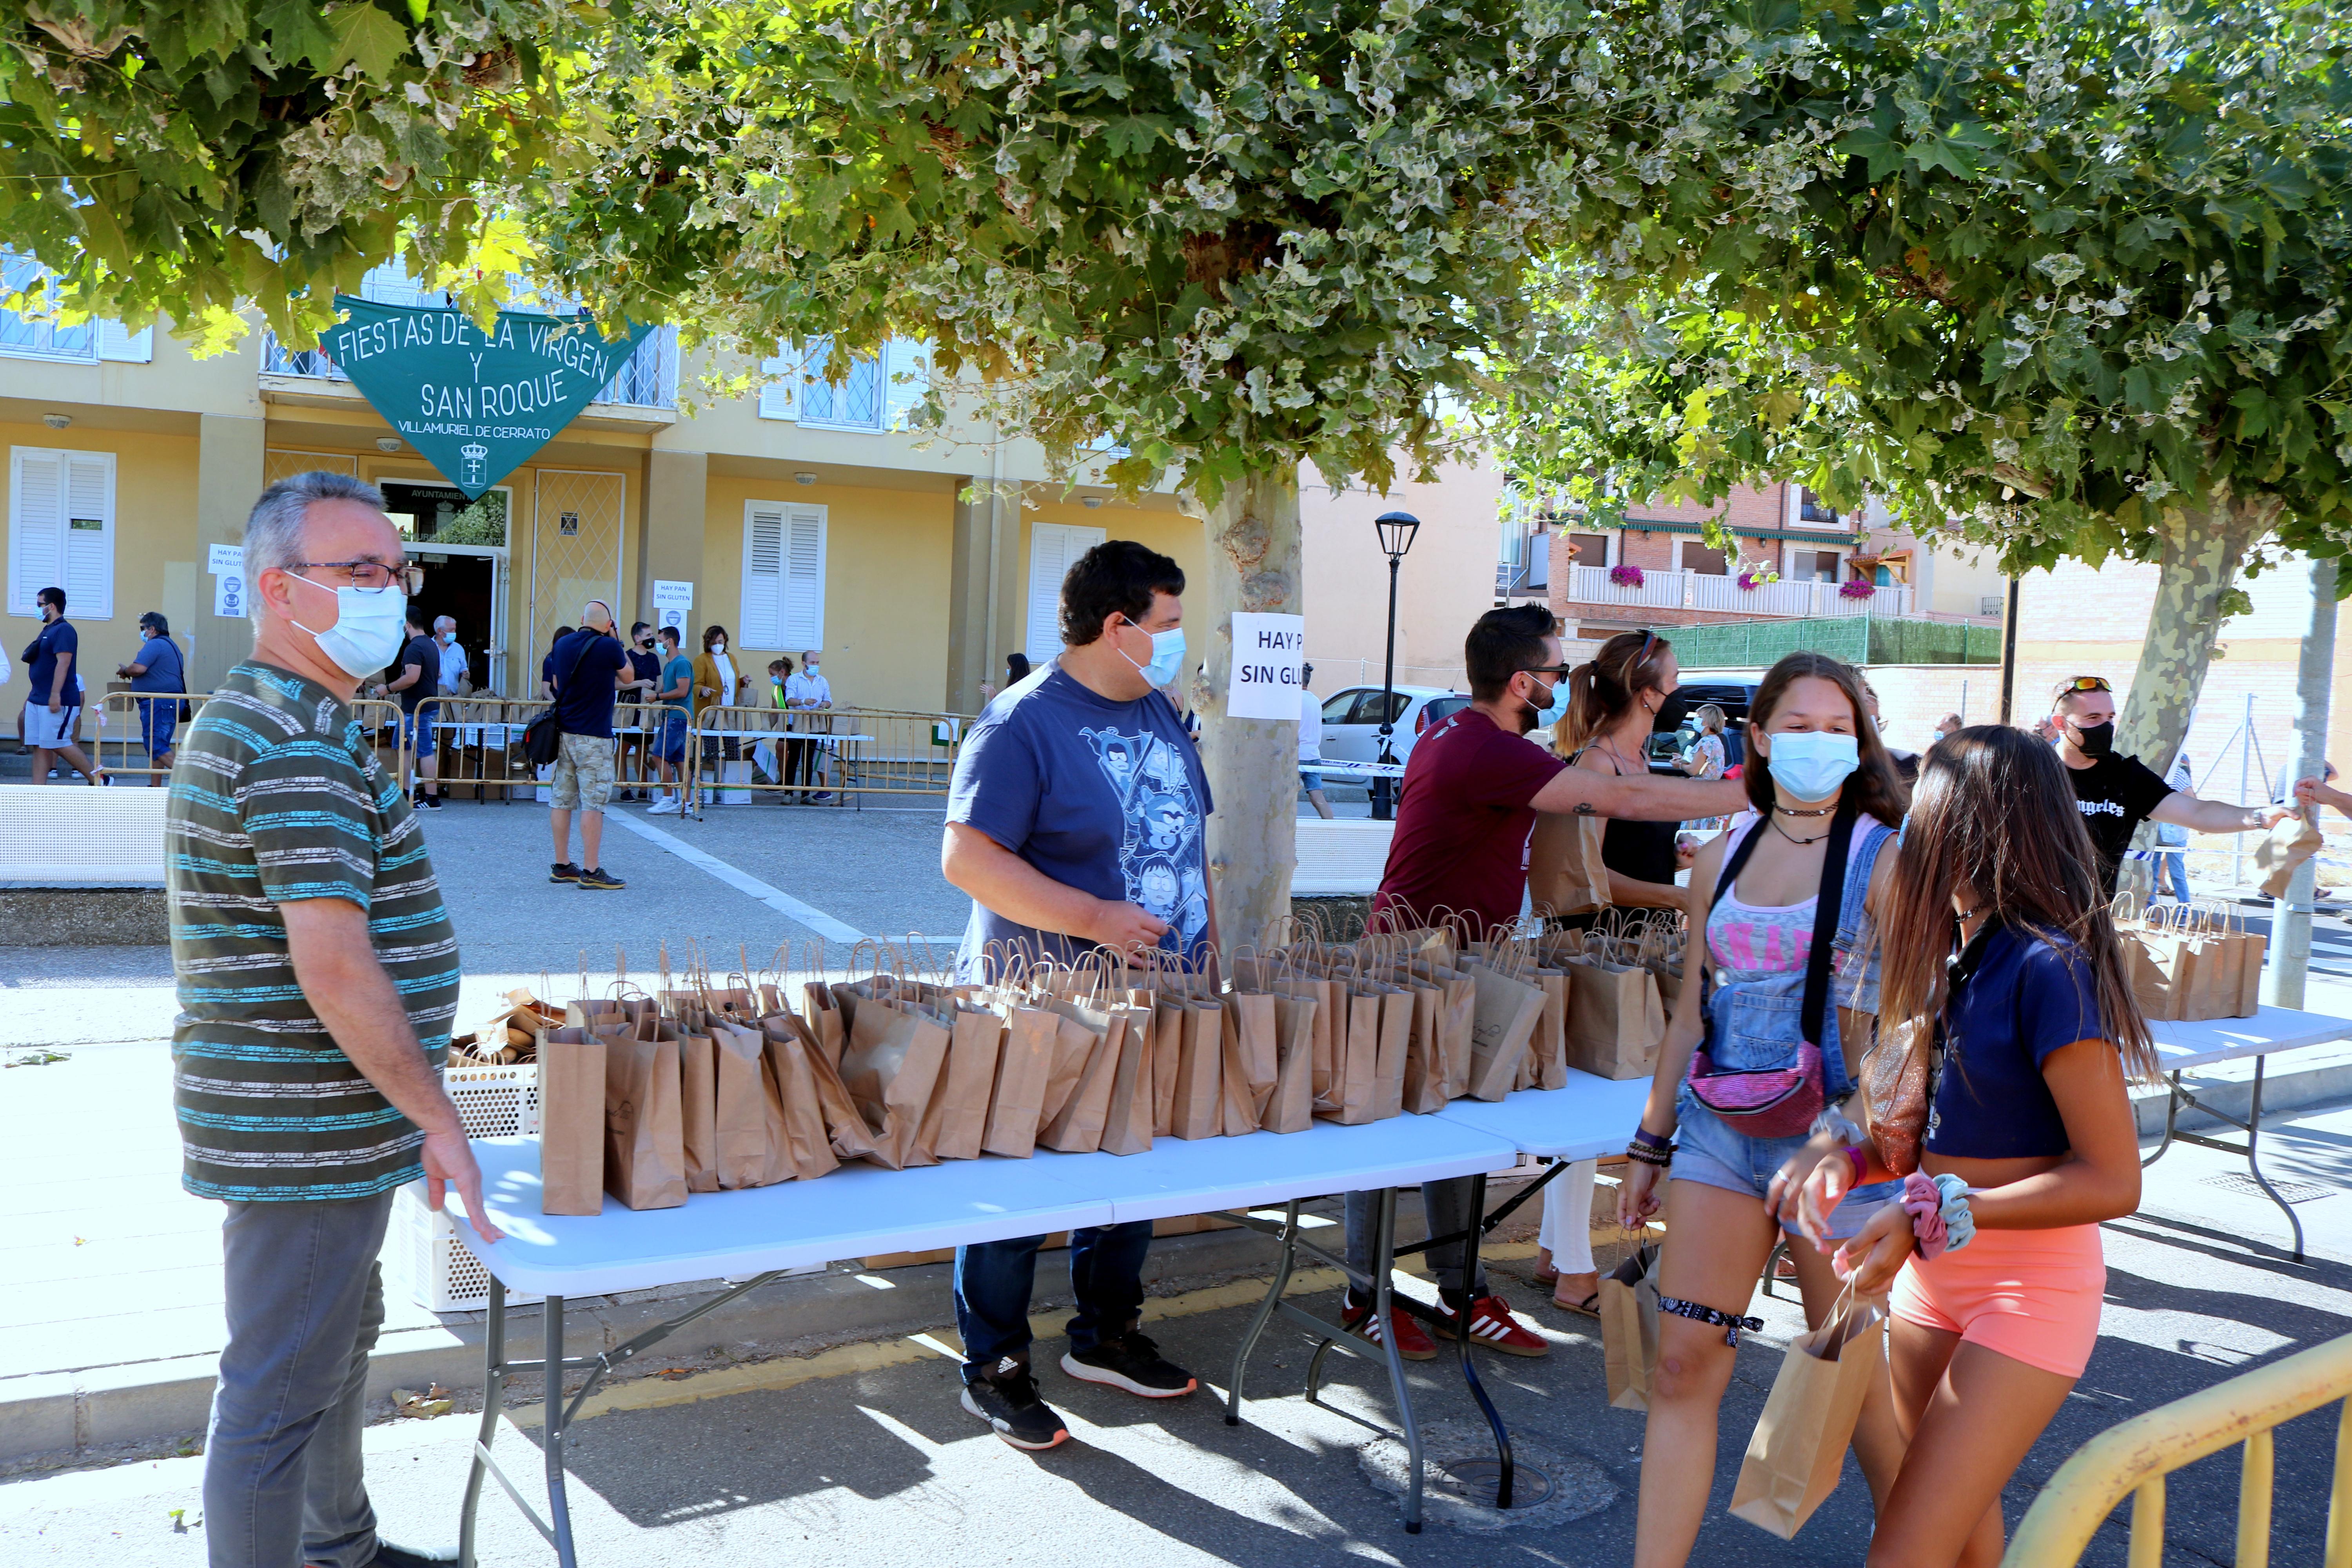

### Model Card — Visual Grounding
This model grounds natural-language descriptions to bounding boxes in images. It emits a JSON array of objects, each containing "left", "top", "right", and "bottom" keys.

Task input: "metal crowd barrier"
[
  {"left": 678, "top": 704, "right": 973, "bottom": 817},
  {"left": 396, "top": 696, "right": 539, "bottom": 803},
  {"left": 2001, "top": 1330, "right": 2352, "bottom": 1567},
  {"left": 93, "top": 690, "right": 209, "bottom": 782}
]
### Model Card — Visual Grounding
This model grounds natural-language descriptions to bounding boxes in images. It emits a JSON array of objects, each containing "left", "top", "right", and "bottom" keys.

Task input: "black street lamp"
[{"left": 1370, "top": 510, "right": 1421, "bottom": 820}]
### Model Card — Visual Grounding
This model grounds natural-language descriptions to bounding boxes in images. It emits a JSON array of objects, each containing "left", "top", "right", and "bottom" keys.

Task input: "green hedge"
[{"left": 1673, "top": 615, "right": 1997, "bottom": 669}]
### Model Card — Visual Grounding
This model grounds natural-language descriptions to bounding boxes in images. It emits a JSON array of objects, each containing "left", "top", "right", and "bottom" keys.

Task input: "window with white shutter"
[
  {"left": 756, "top": 342, "right": 801, "bottom": 421},
  {"left": 1023, "top": 522, "right": 1105, "bottom": 662},
  {"left": 96, "top": 320, "right": 152, "bottom": 362},
  {"left": 740, "top": 501, "right": 826, "bottom": 650},
  {"left": 9, "top": 446, "right": 114, "bottom": 619}
]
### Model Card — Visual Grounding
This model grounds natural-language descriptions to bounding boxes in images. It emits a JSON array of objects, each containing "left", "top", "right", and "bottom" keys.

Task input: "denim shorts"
[
  {"left": 1672, "top": 1085, "right": 1898, "bottom": 1241},
  {"left": 658, "top": 711, "right": 687, "bottom": 764},
  {"left": 1299, "top": 768, "right": 1324, "bottom": 792}
]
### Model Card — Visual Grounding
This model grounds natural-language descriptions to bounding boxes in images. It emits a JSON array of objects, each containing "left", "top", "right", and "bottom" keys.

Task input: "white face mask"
[
  {"left": 711, "top": 641, "right": 726, "bottom": 655},
  {"left": 289, "top": 578, "right": 408, "bottom": 679}
]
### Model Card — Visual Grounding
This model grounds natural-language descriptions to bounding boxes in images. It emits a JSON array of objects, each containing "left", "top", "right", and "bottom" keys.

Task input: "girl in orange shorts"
[{"left": 1800, "top": 725, "right": 2156, "bottom": 1568}]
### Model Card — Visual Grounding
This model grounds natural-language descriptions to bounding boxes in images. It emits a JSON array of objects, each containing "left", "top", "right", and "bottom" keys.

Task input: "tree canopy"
[
  {"left": 0, "top": 0, "right": 587, "bottom": 348},
  {"left": 1481, "top": 0, "right": 2352, "bottom": 584}
]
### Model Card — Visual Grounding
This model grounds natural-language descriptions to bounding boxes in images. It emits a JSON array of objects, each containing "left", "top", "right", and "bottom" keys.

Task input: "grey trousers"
[
  {"left": 204, "top": 1189, "right": 397, "bottom": 1568},
  {"left": 1343, "top": 1178, "right": 1488, "bottom": 1298}
]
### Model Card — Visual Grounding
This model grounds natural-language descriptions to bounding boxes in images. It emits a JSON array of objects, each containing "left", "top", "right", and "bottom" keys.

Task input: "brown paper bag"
[
  {"left": 1367, "top": 987, "right": 1412, "bottom": 1121},
  {"left": 2257, "top": 807, "right": 2325, "bottom": 898},
  {"left": 1563, "top": 947, "right": 1667, "bottom": 1079},
  {"left": 1317, "top": 989, "right": 1384, "bottom": 1122},
  {"left": 1039, "top": 1002, "right": 1120, "bottom": 1154},
  {"left": 837, "top": 1003, "right": 950, "bottom": 1170},
  {"left": 773, "top": 1015, "right": 880, "bottom": 1163},
  {"left": 919, "top": 1004, "right": 1005, "bottom": 1161},
  {"left": 2123, "top": 921, "right": 2194, "bottom": 1022},
  {"left": 1401, "top": 981, "right": 1450, "bottom": 1115},
  {"left": 1465, "top": 963, "right": 1544, "bottom": 1102},
  {"left": 1034, "top": 1008, "right": 1099, "bottom": 1131},
  {"left": 1220, "top": 993, "right": 1279, "bottom": 1134},
  {"left": 801, "top": 981, "right": 846, "bottom": 1067},
  {"left": 1261, "top": 994, "right": 1317, "bottom": 1133},
  {"left": 538, "top": 1026, "right": 608, "bottom": 1215},
  {"left": 677, "top": 1026, "right": 720, "bottom": 1193},
  {"left": 603, "top": 1032, "right": 688, "bottom": 1211},
  {"left": 1418, "top": 964, "right": 1477, "bottom": 1098},
  {"left": 709, "top": 1022, "right": 769, "bottom": 1188},
  {"left": 1532, "top": 966, "right": 1572, "bottom": 1090},
  {"left": 1167, "top": 993, "right": 1226, "bottom": 1140},
  {"left": 1729, "top": 1291, "right": 1889, "bottom": 1539},
  {"left": 2237, "top": 928, "right": 2268, "bottom": 1016},
  {"left": 1097, "top": 1005, "right": 1157, "bottom": 1156},
  {"left": 1601, "top": 1243, "right": 1660, "bottom": 1410},
  {"left": 983, "top": 1003, "right": 1058, "bottom": 1158},
  {"left": 760, "top": 1021, "right": 842, "bottom": 1181}
]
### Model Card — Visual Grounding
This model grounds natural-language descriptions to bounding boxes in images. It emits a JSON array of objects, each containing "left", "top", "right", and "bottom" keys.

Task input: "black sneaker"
[
  {"left": 577, "top": 866, "right": 626, "bottom": 890},
  {"left": 416, "top": 792, "right": 442, "bottom": 809},
  {"left": 1060, "top": 1329, "right": 1197, "bottom": 1398},
  {"left": 548, "top": 862, "right": 581, "bottom": 884},
  {"left": 368, "top": 1542, "right": 460, "bottom": 1568},
  {"left": 960, "top": 1357, "right": 1069, "bottom": 1450}
]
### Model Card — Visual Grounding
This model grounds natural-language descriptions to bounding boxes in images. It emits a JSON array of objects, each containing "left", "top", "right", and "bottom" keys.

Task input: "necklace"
[
  {"left": 1774, "top": 803, "right": 1835, "bottom": 818},
  {"left": 1769, "top": 815, "right": 1829, "bottom": 846}
]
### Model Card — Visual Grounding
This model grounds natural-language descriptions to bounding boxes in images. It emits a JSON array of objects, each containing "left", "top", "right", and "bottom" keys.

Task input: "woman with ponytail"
[{"left": 1797, "top": 727, "right": 2152, "bottom": 1568}]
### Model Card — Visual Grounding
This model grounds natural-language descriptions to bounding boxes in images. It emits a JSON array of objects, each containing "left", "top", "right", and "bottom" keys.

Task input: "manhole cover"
[
  {"left": 2201, "top": 1172, "right": 2334, "bottom": 1205},
  {"left": 1441, "top": 1457, "right": 1556, "bottom": 1509}
]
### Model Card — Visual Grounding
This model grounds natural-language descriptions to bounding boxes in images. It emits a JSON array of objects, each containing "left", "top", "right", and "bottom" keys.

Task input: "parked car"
[
  {"left": 1316, "top": 684, "right": 1466, "bottom": 763},
  {"left": 1648, "top": 680, "right": 1758, "bottom": 774}
]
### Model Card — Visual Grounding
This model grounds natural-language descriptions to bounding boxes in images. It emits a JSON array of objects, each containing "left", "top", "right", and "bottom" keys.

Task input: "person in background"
[
  {"left": 2050, "top": 676, "right": 2288, "bottom": 898},
  {"left": 1353, "top": 608, "right": 1744, "bottom": 1361},
  {"left": 1298, "top": 660, "right": 1334, "bottom": 819},
  {"left": 941, "top": 540, "right": 1212, "bottom": 1450},
  {"left": 2033, "top": 713, "right": 2063, "bottom": 746},
  {"left": 374, "top": 606, "right": 441, "bottom": 809},
  {"left": 647, "top": 625, "right": 694, "bottom": 815},
  {"left": 432, "top": 615, "right": 468, "bottom": 697},
  {"left": 1618, "top": 652, "right": 1912, "bottom": 1566},
  {"left": 174, "top": 470, "right": 497, "bottom": 1568},
  {"left": 981, "top": 651, "right": 1032, "bottom": 707},
  {"left": 24, "top": 585, "right": 102, "bottom": 785},
  {"left": 1935, "top": 712, "right": 1964, "bottom": 745},
  {"left": 1858, "top": 675, "right": 1920, "bottom": 788},
  {"left": 614, "top": 621, "right": 663, "bottom": 802},
  {"left": 1678, "top": 702, "right": 1727, "bottom": 780},
  {"left": 118, "top": 610, "right": 187, "bottom": 785},
  {"left": 1524, "top": 630, "right": 1690, "bottom": 1320},
  {"left": 689, "top": 623, "right": 740, "bottom": 802},
  {"left": 1797, "top": 726, "right": 2156, "bottom": 1568},
  {"left": 538, "top": 626, "right": 574, "bottom": 701},
  {"left": 545, "top": 602, "right": 629, "bottom": 889},
  {"left": 786, "top": 648, "right": 836, "bottom": 804},
  {"left": 2147, "top": 751, "right": 2195, "bottom": 901},
  {"left": 755, "top": 656, "right": 792, "bottom": 787}
]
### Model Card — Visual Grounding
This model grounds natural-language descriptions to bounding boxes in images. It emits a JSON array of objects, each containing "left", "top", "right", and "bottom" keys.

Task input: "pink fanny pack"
[{"left": 1685, "top": 1041, "right": 1824, "bottom": 1140}]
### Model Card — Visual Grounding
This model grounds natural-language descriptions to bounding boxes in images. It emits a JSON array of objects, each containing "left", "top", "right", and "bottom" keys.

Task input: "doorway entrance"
[{"left": 382, "top": 481, "right": 511, "bottom": 695}]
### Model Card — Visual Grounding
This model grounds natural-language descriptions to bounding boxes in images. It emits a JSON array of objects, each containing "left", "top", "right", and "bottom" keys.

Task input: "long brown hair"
[
  {"left": 1878, "top": 725, "right": 2157, "bottom": 1080},
  {"left": 1742, "top": 652, "right": 1909, "bottom": 823},
  {"left": 1554, "top": 629, "right": 1674, "bottom": 758}
]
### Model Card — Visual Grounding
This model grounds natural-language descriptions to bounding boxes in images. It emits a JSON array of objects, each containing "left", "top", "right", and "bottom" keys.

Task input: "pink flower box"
[
  {"left": 1609, "top": 564, "right": 1646, "bottom": 588},
  {"left": 1840, "top": 577, "right": 1878, "bottom": 601}
]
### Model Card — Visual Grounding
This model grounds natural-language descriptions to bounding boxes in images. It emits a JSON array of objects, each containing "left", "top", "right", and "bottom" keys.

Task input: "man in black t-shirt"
[
  {"left": 546, "top": 601, "right": 631, "bottom": 889},
  {"left": 615, "top": 621, "right": 663, "bottom": 802},
  {"left": 2052, "top": 676, "right": 2288, "bottom": 897},
  {"left": 375, "top": 607, "right": 443, "bottom": 808}
]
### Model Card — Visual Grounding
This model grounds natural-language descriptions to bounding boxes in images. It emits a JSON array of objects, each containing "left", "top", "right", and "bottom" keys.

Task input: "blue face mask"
[
  {"left": 1119, "top": 622, "right": 1187, "bottom": 688},
  {"left": 1763, "top": 730, "right": 1860, "bottom": 804},
  {"left": 1530, "top": 673, "right": 1568, "bottom": 731}
]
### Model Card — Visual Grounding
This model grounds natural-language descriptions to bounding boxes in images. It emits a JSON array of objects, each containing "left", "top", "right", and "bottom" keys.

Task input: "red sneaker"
[
  {"left": 1437, "top": 1292, "right": 1550, "bottom": 1357},
  {"left": 1342, "top": 1294, "right": 1439, "bottom": 1361}
]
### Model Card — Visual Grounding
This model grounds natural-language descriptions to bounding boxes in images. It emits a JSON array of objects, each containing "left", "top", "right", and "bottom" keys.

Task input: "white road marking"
[{"left": 604, "top": 811, "right": 867, "bottom": 942}]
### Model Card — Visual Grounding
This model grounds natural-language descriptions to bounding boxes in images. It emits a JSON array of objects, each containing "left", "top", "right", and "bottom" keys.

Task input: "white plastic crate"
[{"left": 392, "top": 1062, "right": 541, "bottom": 1312}]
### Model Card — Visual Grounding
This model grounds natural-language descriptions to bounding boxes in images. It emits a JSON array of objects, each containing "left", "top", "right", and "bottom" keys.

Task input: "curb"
[{"left": 2131, "top": 1041, "right": 2352, "bottom": 1137}]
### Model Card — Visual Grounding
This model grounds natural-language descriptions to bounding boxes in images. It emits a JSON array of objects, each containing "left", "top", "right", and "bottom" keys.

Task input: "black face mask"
[{"left": 2071, "top": 720, "right": 2115, "bottom": 757}]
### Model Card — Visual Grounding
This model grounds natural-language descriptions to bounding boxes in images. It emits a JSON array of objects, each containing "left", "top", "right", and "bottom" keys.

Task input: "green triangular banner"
[{"left": 318, "top": 296, "right": 655, "bottom": 499}]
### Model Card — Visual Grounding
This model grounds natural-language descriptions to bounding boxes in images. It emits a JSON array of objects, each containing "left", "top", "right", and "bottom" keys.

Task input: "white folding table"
[
  {"left": 2142, "top": 1005, "right": 2352, "bottom": 1262},
  {"left": 453, "top": 1115, "right": 1527, "bottom": 1564}
]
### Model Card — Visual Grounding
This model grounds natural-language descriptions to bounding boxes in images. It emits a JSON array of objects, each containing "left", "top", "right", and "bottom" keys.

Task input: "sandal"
[{"left": 1552, "top": 1290, "right": 1602, "bottom": 1318}]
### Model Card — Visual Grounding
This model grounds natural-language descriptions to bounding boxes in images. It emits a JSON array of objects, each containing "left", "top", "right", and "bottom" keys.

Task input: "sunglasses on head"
[{"left": 2059, "top": 676, "right": 2112, "bottom": 694}]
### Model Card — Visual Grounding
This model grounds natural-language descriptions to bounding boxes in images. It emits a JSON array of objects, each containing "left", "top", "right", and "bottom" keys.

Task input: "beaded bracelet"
[
  {"left": 1624, "top": 1141, "right": 1672, "bottom": 1168},
  {"left": 1631, "top": 1125, "right": 1673, "bottom": 1153}
]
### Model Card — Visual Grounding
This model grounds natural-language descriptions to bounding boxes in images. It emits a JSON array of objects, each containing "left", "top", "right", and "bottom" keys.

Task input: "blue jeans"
[
  {"left": 203, "top": 1189, "right": 397, "bottom": 1568},
  {"left": 1343, "top": 1180, "right": 1486, "bottom": 1296},
  {"left": 953, "top": 1221, "right": 1153, "bottom": 1381},
  {"left": 2153, "top": 850, "right": 2190, "bottom": 899}
]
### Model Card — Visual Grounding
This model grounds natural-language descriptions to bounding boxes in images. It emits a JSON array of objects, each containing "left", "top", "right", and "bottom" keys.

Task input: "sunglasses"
[
  {"left": 2059, "top": 676, "right": 2112, "bottom": 694},
  {"left": 1521, "top": 664, "right": 1576, "bottom": 679}
]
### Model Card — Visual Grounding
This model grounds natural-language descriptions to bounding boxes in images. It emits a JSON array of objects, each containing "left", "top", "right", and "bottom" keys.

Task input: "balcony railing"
[
  {"left": 1562, "top": 563, "right": 1911, "bottom": 618},
  {"left": 262, "top": 321, "right": 679, "bottom": 409}
]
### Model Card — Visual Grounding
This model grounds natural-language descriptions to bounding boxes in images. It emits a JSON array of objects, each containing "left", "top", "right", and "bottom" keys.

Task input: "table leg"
[
  {"left": 1450, "top": 1172, "right": 1515, "bottom": 1510},
  {"left": 543, "top": 1296, "right": 579, "bottom": 1568},
  {"left": 458, "top": 1277, "right": 505, "bottom": 1568},
  {"left": 2141, "top": 1071, "right": 2183, "bottom": 1169},
  {"left": 2242, "top": 1057, "right": 2307, "bottom": 1264},
  {"left": 1223, "top": 1200, "right": 1300, "bottom": 1428},
  {"left": 1376, "top": 1184, "right": 1425, "bottom": 1534}
]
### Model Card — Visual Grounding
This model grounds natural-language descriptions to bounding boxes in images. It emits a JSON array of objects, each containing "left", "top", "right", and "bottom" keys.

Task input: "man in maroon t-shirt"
[{"left": 1347, "top": 605, "right": 1744, "bottom": 1358}]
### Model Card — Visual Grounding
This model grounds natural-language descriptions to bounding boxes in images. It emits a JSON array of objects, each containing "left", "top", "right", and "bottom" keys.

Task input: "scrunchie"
[{"left": 1901, "top": 1171, "right": 1974, "bottom": 1260}]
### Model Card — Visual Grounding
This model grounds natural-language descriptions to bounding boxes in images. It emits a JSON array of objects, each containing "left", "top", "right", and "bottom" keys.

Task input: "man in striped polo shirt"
[{"left": 170, "top": 470, "right": 500, "bottom": 1568}]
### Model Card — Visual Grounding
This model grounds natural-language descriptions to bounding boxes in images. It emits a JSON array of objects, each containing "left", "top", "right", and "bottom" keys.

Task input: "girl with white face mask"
[{"left": 1617, "top": 651, "right": 1915, "bottom": 1568}]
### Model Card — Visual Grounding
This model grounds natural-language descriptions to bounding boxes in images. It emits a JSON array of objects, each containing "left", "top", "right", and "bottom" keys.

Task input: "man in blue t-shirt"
[
  {"left": 24, "top": 584, "right": 101, "bottom": 784},
  {"left": 940, "top": 539, "right": 1210, "bottom": 1451},
  {"left": 544, "top": 601, "right": 630, "bottom": 889},
  {"left": 117, "top": 610, "right": 187, "bottom": 784},
  {"left": 646, "top": 625, "right": 696, "bottom": 814}
]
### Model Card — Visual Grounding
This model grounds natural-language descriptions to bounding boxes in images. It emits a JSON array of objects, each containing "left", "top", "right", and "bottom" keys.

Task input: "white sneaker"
[{"left": 648, "top": 797, "right": 681, "bottom": 815}]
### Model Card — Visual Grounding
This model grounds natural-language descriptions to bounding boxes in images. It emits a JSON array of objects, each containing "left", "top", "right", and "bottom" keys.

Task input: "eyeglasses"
[
  {"left": 2058, "top": 676, "right": 2112, "bottom": 694},
  {"left": 1521, "top": 664, "right": 1576, "bottom": 679},
  {"left": 287, "top": 560, "right": 425, "bottom": 596}
]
